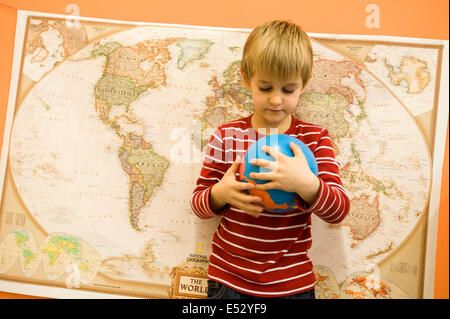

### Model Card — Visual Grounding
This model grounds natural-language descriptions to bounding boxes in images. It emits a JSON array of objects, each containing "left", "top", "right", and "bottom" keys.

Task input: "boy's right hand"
[{"left": 210, "top": 156, "right": 264, "bottom": 218}]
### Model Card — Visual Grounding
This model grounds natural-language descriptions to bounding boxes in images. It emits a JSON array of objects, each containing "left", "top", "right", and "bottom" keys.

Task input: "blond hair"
[{"left": 241, "top": 20, "right": 313, "bottom": 87}]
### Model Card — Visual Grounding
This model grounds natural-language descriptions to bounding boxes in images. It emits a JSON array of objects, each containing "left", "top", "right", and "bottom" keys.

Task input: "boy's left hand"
[{"left": 249, "top": 142, "right": 320, "bottom": 205}]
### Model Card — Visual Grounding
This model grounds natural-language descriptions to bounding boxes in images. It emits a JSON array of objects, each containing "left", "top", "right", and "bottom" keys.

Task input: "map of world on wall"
[{"left": 0, "top": 13, "right": 447, "bottom": 299}]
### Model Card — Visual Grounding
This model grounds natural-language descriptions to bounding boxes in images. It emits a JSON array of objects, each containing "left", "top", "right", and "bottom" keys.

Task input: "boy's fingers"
[
  {"left": 290, "top": 142, "right": 305, "bottom": 159},
  {"left": 254, "top": 182, "right": 276, "bottom": 191},
  {"left": 262, "top": 145, "right": 281, "bottom": 159},
  {"left": 250, "top": 172, "right": 273, "bottom": 180},
  {"left": 250, "top": 158, "right": 275, "bottom": 169},
  {"left": 229, "top": 188, "right": 264, "bottom": 217},
  {"left": 239, "top": 204, "right": 263, "bottom": 218},
  {"left": 235, "top": 181, "right": 256, "bottom": 190},
  {"left": 245, "top": 210, "right": 261, "bottom": 218},
  {"left": 226, "top": 156, "right": 242, "bottom": 174},
  {"left": 236, "top": 192, "right": 262, "bottom": 203}
]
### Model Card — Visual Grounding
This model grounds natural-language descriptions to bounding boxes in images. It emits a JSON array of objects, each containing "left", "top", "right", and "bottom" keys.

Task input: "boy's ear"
[
  {"left": 240, "top": 67, "right": 251, "bottom": 89},
  {"left": 300, "top": 86, "right": 306, "bottom": 95},
  {"left": 300, "top": 72, "right": 313, "bottom": 94}
]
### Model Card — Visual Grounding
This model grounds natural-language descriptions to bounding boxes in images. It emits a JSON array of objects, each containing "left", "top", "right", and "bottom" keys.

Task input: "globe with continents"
[{"left": 239, "top": 134, "right": 319, "bottom": 212}]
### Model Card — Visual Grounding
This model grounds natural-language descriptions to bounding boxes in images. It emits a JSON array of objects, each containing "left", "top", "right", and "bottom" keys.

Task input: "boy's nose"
[{"left": 269, "top": 92, "right": 282, "bottom": 105}]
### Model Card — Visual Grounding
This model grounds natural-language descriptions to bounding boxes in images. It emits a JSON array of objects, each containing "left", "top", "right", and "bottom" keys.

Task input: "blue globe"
[{"left": 239, "top": 134, "right": 318, "bottom": 212}]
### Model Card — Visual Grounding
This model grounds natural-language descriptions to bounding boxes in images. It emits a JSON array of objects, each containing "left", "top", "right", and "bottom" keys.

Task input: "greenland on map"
[{"left": 0, "top": 11, "right": 448, "bottom": 299}]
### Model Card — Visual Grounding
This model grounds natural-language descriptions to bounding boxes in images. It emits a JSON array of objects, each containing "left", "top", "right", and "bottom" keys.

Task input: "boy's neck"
[{"left": 250, "top": 113, "right": 293, "bottom": 136}]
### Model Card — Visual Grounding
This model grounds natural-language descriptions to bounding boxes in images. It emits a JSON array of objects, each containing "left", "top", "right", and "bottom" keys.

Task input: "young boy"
[{"left": 191, "top": 20, "right": 350, "bottom": 299}]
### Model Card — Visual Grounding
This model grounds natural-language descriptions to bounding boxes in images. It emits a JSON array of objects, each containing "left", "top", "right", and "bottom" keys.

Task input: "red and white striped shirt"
[{"left": 191, "top": 115, "right": 350, "bottom": 297}]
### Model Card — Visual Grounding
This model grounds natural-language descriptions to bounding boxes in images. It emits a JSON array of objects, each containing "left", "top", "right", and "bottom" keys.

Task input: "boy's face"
[{"left": 242, "top": 71, "right": 305, "bottom": 132}]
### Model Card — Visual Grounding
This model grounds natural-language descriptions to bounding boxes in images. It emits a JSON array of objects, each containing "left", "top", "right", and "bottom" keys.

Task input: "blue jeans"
[{"left": 207, "top": 280, "right": 315, "bottom": 299}]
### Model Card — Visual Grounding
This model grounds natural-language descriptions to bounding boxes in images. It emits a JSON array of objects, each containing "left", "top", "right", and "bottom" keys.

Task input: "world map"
[{"left": 0, "top": 13, "right": 447, "bottom": 299}]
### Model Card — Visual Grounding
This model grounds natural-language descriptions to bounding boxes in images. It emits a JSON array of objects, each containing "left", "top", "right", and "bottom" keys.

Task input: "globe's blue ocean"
[{"left": 239, "top": 134, "right": 318, "bottom": 212}]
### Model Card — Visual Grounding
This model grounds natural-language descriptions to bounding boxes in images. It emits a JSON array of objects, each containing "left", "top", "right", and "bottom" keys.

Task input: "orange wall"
[{"left": 0, "top": 0, "right": 448, "bottom": 299}]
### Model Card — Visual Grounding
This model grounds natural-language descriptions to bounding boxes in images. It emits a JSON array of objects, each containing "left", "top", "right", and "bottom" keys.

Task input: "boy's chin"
[
  {"left": 264, "top": 111, "right": 290, "bottom": 121},
  {"left": 262, "top": 117, "right": 290, "bottom": 128}
]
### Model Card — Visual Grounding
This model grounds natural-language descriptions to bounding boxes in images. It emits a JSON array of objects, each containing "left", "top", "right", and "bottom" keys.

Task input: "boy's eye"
[{"left": 258, "top": 87, "right": 295, "bottom": 94}]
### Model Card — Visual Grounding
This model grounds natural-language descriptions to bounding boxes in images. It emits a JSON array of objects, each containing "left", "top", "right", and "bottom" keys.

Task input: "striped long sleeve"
[
  {"left": 190, "top": 115, "right": 350, "bottom": 297},
  {"left": 295, "top": 127, "right": 350, "bottom": 224},
  {"left": 190, "top": 127, "right": 229, "bottom": 219}
]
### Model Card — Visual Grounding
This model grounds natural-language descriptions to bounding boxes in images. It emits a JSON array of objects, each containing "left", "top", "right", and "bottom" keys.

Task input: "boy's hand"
[
  {"left": 249, "top": 143, "right": 320, "bottom": 205},
  {"left": 210, "top": 156, "right": 264, "bottom": 218}
]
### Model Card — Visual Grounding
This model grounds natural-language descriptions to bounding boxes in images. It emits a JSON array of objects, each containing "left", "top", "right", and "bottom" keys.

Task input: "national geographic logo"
[{"left": 186, "top": 243, "right": 208, "bottom": 263}]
